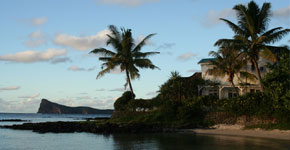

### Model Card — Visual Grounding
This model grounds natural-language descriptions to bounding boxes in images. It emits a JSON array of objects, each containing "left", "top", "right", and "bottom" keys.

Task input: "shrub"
[{"left": 114, "top": 91, "right": 134, "bottom": 111}]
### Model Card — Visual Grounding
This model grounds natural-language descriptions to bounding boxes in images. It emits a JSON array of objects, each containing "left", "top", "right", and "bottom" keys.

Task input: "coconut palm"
[
  {"left": 209, "top": 46, "right": 256, "bottom": 96},
  {"left": 90, "top": 25, "right": 160, "bottom": 97},
  {"left": 215, "top": 1, "right": 290, "bottom": 92}
]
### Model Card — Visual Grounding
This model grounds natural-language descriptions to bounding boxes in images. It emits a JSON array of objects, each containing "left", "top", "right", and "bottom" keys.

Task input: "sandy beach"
[{"left": 187, "top": 124, "right": 290, "bottom": 140}]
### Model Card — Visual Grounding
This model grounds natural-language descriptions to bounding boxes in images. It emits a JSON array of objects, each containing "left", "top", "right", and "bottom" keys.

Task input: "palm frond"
[
  {"left": 106, "top": 34, "right": 122, "bottom": 52},
  {"left": 239, "top": 71, "right": 257, "bottom": 82},
  {"left": 89, "top": 48, "right": 116, "bottom": 56},
  {"left": 257, "top": 2, "right": 271, "bottom": 33},
  {"left": 133, "top": 33, "right": 156, "bottom": 52},
  {"left": 133, "top": 51, "right": 160, "bottom": 58},
  {"left": 260, "top": 46, "right": 277, "bottom": 62},
  {"left": 215, "top": 39, "right": 236, "bottom": 47},
  {"left": 263, "top": 28, "right": 290, "bottom": 44},
  {"left": 134, "top": 58, "right": 160, "bottom": 70},
  {"left": 220, "top": 18, "right": 246, "bottom": 36}
]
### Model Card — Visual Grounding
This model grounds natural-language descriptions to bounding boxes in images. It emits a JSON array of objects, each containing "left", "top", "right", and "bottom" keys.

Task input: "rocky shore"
[{"left": 0, "top": 121, "right": 173, "bottom": 134}]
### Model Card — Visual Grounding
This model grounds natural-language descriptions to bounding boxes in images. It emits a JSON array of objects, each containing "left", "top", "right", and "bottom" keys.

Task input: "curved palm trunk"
[
  {"left": 252, "top": 59, "right": 264, "bottom": 92},
  {"left": 228, "top": 72, "right": 239, "bottom": 96},
  {"left": 230, "top": 80, "right": 240, "bottom": 96},
  {"left": 125, "top": 68, "right": 135, "bottom": 98}
]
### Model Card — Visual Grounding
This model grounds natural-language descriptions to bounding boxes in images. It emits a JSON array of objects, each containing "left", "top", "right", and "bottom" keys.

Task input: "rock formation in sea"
[{"left": 37, "top": 99, "right": 113, "bottom": 114}]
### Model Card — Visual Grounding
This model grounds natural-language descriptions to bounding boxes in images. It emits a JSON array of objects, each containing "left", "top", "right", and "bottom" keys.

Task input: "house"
[{"left": 197, "top": 57, "right": 271, "bottom": 99}]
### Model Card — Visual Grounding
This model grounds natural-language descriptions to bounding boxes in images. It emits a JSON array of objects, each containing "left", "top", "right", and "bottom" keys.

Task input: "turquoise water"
[{"left": 0, "top": 113, "right": 289, "bottom": 150}]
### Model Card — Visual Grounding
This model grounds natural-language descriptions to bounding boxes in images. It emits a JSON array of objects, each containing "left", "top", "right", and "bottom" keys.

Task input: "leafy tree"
[
  {"left": 263, "top": 52, "right": 290, "bottom": 112},
  {"left": 209, "top": 46, "right": 256, "bottom": 95},
  {"left": 90, "top": 25, "right": 160, "bottom": 97},
  {"left": 215, "top": 1, "right": 290, "bottom": 92}
]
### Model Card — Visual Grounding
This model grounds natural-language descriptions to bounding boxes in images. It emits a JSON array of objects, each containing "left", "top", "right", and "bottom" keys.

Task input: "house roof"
[{"left": 198, "top": 58, "right": 216, "bottom": 64}]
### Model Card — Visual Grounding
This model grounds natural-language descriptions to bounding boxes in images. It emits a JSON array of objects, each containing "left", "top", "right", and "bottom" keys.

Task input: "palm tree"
[
  {"left": 215, "top": 1, "right": 290, "bottom": 92},
  {"left": 209, "top": 46, "right": 256, "bottom": 96},
  {"left": 90, "top": 25, "right": 160, "bottom": 97}
]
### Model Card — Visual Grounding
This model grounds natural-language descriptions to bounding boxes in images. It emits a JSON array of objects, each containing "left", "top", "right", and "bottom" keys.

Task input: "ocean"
[{"left": 0, "top": 113, "right": 289, "bottom": 150}]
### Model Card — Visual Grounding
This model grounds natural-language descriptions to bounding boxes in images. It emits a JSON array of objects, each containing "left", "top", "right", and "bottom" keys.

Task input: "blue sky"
[{"left": 0, "top": 0, "right": 289, "bottom": 113}]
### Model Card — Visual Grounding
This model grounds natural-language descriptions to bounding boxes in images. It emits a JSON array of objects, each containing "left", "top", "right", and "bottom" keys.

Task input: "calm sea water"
[{"left": 0, "top": 113, "right": 289, "bottom": 150}]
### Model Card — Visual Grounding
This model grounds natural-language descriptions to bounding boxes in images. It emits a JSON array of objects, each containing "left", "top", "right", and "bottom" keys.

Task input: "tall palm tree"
[
  {"left": 215, "top": 1, "right": 290, "bottom": 92},
  {"left": 209, "top": 46, "right": 256, "bottom": 96},
  {"left": 90, "top": 25, "right": 160, "bottom": 97}
]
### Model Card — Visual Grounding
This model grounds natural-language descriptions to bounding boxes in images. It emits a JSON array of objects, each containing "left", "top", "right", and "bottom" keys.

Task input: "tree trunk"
[
  {"left": 230, "top": 80, "right": 240, "bottom": 96},
  {"left": 125, "top": 68, "right": 135, "bottom": 98},
  {"left": 228, "top": 72, "right": 240, "bottom": 96},
  {"left": 252, "top": 58, "right": 264, "bottom": 92}
]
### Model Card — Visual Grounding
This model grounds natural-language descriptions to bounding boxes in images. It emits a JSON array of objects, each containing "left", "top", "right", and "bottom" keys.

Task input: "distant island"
[{"left": 37, "top": 99, "right": 113, "bottom": 114}]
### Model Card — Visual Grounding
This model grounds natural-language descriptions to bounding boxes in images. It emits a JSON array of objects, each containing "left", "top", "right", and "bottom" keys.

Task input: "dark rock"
[
  {"left": 0, "top": 119, "right": 30, "bottom": 122},
  {"left": 1, "top": 121, "right": 167, "bottom": 134},
  {"left": 37, "top": 99, "right": 113, "bottom": 114}
]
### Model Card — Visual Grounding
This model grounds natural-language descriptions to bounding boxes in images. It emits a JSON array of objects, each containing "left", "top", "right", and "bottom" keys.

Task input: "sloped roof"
[{"left": 198, "top": 58, "right": 216, "bottom": 64}]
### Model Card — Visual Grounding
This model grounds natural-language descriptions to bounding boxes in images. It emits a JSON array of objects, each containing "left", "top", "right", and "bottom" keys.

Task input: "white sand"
[{"left": 186, "top": 124, "right": 290, "bottom": 140}]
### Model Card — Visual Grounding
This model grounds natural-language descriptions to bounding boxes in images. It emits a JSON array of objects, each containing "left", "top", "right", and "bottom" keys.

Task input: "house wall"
[
  {"left": 199, "top": 57, "right": 272, "bottom": 98},
  {"left": 200, "top": 57, "right": 272, "bottom": 86}
]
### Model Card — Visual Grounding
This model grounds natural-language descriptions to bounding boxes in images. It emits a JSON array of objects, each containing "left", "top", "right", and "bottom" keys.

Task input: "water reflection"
[{"left": 110, "top": 133, "right": 290, "bottom": 150}]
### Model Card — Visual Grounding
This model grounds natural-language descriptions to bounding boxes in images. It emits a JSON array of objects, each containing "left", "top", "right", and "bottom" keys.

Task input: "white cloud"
[
  {"left": 96, "top": 88, "right": 106, "bottom": 91},
  {"left": 18, "top": 93, "right": 40, "bottom": 100},
  {"left": 273, "top": 6, "right": 290, "bottom": 19},
  {"left": 23, "top": 30, "right": 48, "bottom": 48},
  {"left": 136, "top": 35, "right": 155, "bottom": 46},
  {"left": 51, "top": 57, "right": 72, "bottom": 64},
  {"left": 0, "top": 86, "right": 20, "bottom": 91},
  {"left": 96, "top": 0, "right": 159, "bottom": 7},
  {"left": 54, "top": 29, "right": 110, "bottom": 51},
  {"left": 177, "top": 52, "right": 197, "bottom": 61},
  {"left": 109, "top": 88, "right": 126, "bottom": 92},
  {"left": 68, "top": 66, "right": 96, "bottom": 71},
  {"left": 0, "top": 48, "right": 67, "bottom": 63},
  {"left": 109, "top": 67, "right": 123, "bottom": 74},
  {"left": 273, "top": 6, "right": 290, "bottom": 25},
  {"left": 30, "top": 17, "right": 47, "bottom": 26},
  {"left": 76, "top": 96, "right": 91, "bottom": 100},
  {"left": 156, "top": 43, "right": 175, "bottom": 50},
  {"left": 68, "top": 66, "right": 86, "bottom": 71},
  {"left": 202, "top": 8, "right": 235, "bottom": 27}
]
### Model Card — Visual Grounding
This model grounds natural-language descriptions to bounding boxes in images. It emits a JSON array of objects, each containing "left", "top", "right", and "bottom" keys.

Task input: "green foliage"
[
  {"left": 262, "top": 53, "right": 290, "bottom": 122},
  {"left": 90, "top": 25, "right": 159, "bottom": 96},
  {"left": 215, "top": 1, "right": 290, "bottom": 91},
  {"left": 219, "top": 93, "right": 271, "bottom": 116},
  {"left": 158, "top": 72, "right": 205, "bottom": 102},
  {"left": 245, "top": 123, "right": 290, "bottom": 130},
  {"left": 114, "top": 91, "right": 134, "bottom": 111}
]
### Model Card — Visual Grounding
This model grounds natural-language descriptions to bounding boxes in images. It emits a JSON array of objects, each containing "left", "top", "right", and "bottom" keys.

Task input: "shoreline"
[
  {"left": 1, "top": 121, "right": 290, "bottom": 140},
  {"left": 184, "top": 124, "right": 290, "bottom": 140}
]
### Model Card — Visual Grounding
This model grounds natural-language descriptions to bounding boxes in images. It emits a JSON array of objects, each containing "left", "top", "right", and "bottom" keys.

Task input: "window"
[
  {"left": 260, "top": 67, "right": 264, "bottom": 72},
  {"left": 250, "top": 89, "right": 255, "bottom": 93}
]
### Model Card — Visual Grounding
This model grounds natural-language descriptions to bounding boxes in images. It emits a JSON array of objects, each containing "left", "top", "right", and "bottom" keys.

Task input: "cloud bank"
[
  {"left": 177, "top": 52, "right": 197, "bottom": 61},
  {"left": 23, "top": 30, "right": 48, "bottom": 48},
  {"left": 0, "top": 86, "right": 20, "bottom": 91},
  {"left": 202, "top": 8, "right": 235, "bottom": 27},
  {"left": 54, "top": 29, "right": 110, "bottom": 51},
  {"left": 0, "top": 48, "right": 67, "bottom": 63}
]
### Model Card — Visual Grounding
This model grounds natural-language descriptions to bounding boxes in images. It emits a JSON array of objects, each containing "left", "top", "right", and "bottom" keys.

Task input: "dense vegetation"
[
  {"left": 103, "top": 1, "right": 290, "bottom": 130},
  {"left": 112, "top": 52, "right": 290, "bottom": 129}
]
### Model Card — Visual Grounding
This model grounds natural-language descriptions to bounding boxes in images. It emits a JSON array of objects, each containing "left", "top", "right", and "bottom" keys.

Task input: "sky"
[{"left": 0, "top": 0, "right": 289, "bottom": 113}]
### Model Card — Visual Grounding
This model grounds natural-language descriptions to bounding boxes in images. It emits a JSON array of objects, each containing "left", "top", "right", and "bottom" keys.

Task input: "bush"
[{"left": 114, "top": 91, "right": 134, "bottom": 111}]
